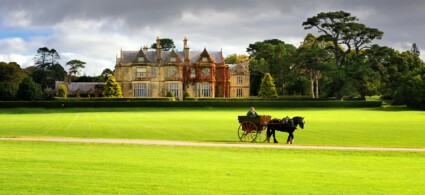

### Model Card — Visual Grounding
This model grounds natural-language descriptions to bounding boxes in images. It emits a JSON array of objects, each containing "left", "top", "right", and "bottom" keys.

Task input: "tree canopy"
[
  {"left": 151, "top": 38, "right": 176, "bottom": 51},
  {"left": 66, "top": 59, "right": 86, "bottom": 76}
]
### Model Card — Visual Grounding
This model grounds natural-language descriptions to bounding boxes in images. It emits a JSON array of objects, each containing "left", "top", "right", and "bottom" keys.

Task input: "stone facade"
[
  {"left": 228, "top": 61, "right": 250, "bottom": 98},
  {"left": 115, "top": 37, "right": 248, "bottom": 98}
]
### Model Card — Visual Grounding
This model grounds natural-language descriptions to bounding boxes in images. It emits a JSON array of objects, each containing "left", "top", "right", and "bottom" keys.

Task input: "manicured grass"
[
  {"left": 1, "top": 107, "right": 425, "bottom": 147},
  {"left": 0, "top": 141, "right": 424, "bottom": 194}
]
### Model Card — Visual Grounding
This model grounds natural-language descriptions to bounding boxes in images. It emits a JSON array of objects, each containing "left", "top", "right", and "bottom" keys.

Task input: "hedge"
[{"left": 0, "top": 100, "right": 382, "bottom": 108}]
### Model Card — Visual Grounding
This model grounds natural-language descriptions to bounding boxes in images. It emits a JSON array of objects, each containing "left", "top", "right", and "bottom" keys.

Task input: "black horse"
[{"left": 266, "top": 116, "right": 305, "bottom": 144}]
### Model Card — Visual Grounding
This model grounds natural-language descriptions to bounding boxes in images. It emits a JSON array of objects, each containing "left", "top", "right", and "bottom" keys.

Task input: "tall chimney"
[
  {"left": 183, "top": 36, "right": 189, "bottom": 62},
  {"left": 156, "top": 36, "right": 162, "bottom": 63}
]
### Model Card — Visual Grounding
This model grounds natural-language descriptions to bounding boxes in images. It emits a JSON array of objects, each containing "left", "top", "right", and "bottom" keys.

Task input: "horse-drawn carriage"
[
  {"left": 237, "top": 115, "right": 306, "bottom": 143},
  {"left": 237, "top": 115, "right": 271, "bottom": 142}
]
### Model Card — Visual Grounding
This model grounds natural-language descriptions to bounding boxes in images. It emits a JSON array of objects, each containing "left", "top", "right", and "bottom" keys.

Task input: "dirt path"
[{"left": 1, "top": 137, "right": 425, "bottom": 152}]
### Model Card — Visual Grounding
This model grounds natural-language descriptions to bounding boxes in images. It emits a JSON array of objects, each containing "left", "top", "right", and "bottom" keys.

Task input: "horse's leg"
[
  {"left": 266, "top": 126, "right": 271, "bottom": 143},
  {"left": 273, "top": 129, "right": 278, "bottom": 143},
  {"left": 290, "top": 133, "right": 294, "bottom": 144},
  {"left": 286, "top": 133, "right": 291, "bottom": 144}
]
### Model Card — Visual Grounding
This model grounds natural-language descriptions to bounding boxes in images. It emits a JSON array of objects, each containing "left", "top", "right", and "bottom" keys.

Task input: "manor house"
[{"left": 114, "top": 37, "right": 249, "bottom": 99}]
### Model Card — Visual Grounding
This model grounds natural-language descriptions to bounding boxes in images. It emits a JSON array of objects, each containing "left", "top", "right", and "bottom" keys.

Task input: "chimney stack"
[
  {"left": 183, "top": 36, "right": 189, "bottom": 62},
  {"left": 156, "top": 36, "right": 162, "bottom": 63}
]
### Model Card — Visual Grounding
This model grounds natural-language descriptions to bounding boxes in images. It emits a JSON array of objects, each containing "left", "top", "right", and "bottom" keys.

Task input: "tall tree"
[
  {"left": 100, "top": 68, "right": 114, "bottom": 81},
  {"left": 66, "top": 59, "right": 86, "bottom": 76},
  {"left": 31, "top": 48, "right": 66, "bottom": 90},
  {"left": 302, "top": 11, "right": 383, "bottom": 99},
  {"left": 258, "top": 73, "right": 278, "bottom": 98},
  {"left": 34, "top": 47, "right": 61, "bottom": 70},
  {"left": 151, "top": 38, "right": 176, "bottom": 51},
  {"left": 411, "top": 43, "right": 420, "bottom": 56},
  {"left": 296, "top": 34, "right": 333, "bottom": 98},
  {"left": 302, "top": 11, "right": 383, "bottom": 67}
]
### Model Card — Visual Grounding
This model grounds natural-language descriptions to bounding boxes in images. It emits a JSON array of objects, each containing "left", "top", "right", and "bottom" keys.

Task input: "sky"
[{"left": 0, "top": 0, "right": 424, "bottom": 76}]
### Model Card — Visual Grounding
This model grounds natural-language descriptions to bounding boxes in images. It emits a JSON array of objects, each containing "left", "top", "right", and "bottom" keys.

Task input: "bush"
[
  {"left": 57, "top": 84, "right": 67, "bottom": 98},
  {"left": 17, "top": 77, "right": 42, "bottom": 101},
  {"left": 166, "top": 91, "right": 175, "bottom": 97},
  {"left": 103, "top": 75, "right": 122, "bottom": 97},
  {"left": 0, "top": 82, "right": 18, "bottom": 100}
]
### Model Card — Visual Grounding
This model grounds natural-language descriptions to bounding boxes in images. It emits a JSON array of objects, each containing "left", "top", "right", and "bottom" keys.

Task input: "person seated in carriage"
[{"left": 247, "top": 107, "right": 259, "bottom": 118}]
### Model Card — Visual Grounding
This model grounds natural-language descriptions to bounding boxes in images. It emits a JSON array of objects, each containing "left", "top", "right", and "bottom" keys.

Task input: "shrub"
[
  {"left": 17, "top": 77, "right": 42, "bottom": 101},
  {"left": 258, "top": 73, "right": 278, "bottom": 98},
  {"left": 0, "top": 82, "right": 18, "bottom": 100},
  {"left": 57, "top": 84, "right": 67, "bottom": 98},
  {"left": 102, "top": 75, "right": 122, "bottom": 97},
  {"left": 166, "top": 91, "right": 175, "bottom": 97}
]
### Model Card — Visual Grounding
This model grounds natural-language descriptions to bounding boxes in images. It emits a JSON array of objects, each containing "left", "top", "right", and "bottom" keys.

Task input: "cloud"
[{"left": 0, "top": 0, "right": 424, "bottom": 75}]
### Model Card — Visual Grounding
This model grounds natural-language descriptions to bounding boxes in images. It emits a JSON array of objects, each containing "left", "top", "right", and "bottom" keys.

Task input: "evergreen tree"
[
  {"left": 258, "top": 73, "right": 278, "bottom": 98},
  {"left": 102, "top": 75, "right": 122, "bottom": 97}
]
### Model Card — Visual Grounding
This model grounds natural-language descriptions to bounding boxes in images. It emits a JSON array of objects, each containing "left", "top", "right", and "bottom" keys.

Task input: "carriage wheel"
[
  {"left": 238, "top": 121, "right": 258, "bottom": 142},
  {"left": 254, "top": 125, "right": 268, "bottom": 143}
]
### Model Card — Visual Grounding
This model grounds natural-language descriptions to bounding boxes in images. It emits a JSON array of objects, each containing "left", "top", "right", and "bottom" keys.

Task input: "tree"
[
  {"left": 296, "top": 34, "right": 333, "bottom": 98},
  {"left": 302, "top": 11, "right": 383, "bottom": 99},
  {"left": 0, "top": 82, "right": 18, "bottom": 100},
  {"left": 258, "top": 73, "right": 278, "bottom": 98},
  {"left": 31, "top": 48, "right": 66, "bottom": 90},
  {"left": 151, "top": 38, "right": 176, "bottom": 51},
  {"left": 17, "top": 77, "right": 42, "bottom": 100},
  {"left": 0, "top": 62, "right": 24, "bottom": 83},
  {"left": 224, "top": 54, "right": 249, "bottom": 64},
  {"left": 102, "top": 75, "right": 122, "bottom": 97},
  {"left": 302, "top": 11, "right": 383, "bottom": 67},
  {"left": 247, "top": 39, "right": 297, "bottom": 95},
  {"left": 411, "top": 43, "right": 420, "bottom": 56},
  {"left": 34, "top": 47, "right": 61, "bottom": 70},
  {"left": 66, "top": 59, "right": 86, "bottom": 76},
  {"left": 57, "top": 84, "right": 67, "bottom": 98},
  {"left": 100, "top": 68, "right": 114, "bottom": 81}
]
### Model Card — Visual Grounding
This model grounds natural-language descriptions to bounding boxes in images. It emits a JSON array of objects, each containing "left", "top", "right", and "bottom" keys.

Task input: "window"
[
  {"left": 138, "top": 57, "right": 144, "bottom": 62},
  {"left": 136, "top": 68, "right": 147, "bottom": 77},
  {"left": 202, "top": 57, "right": 208, "bottom": 62},
  {"left": 150, "top": 68, "right": 156, "bottom": 77},
  {"left": 166, "top": 67, "right": 178, "bottom": 78},
  {"left": 170, "top": 57, "right": 176, "bottom": 62},
  {"left": 237, "top": 76, "right": 243, "bottom": 84},
  {"left": 190, "top": 69, "right": 196, "bottom": 78},
  {"left": 198, "top": 83, "right": 211, "bottom": 97},
  {"left": 168, "top": 83, "right": 179, "bottom": 97},
  {"left": 202, "top": 68, "right": 210, "bottom": 77},
  {"left": 134, "top": 83, "right": 148, "bottom": 97},
  {"left": 237, "top": 89, "right": 243, "bottom": 97}
]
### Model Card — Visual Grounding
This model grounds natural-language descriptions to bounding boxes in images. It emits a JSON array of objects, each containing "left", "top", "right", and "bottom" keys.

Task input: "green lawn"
[
  {"left": 1, "top": 107, "right": 424, "bottom": 147},
  {"left": 0, "top": 141, "right": 424, "bottom": 194}
]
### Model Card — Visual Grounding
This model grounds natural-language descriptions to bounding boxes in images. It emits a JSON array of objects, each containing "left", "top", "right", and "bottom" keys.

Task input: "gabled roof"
[{"left": 120, "top": 49, "right": 223, "bottom": 64}]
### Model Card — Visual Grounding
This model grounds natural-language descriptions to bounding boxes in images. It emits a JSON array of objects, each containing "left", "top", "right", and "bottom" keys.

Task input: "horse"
[{"left": 266, "top": 116, "right": 305, "bottom": 144}]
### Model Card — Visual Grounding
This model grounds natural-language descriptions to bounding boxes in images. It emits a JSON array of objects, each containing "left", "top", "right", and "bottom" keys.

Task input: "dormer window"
[
  {"left": 202, "top": 57, "right": 208, "bottom": 62},
  {"left": 170, "top": 57, "right": 176, "bottom": 62},
  {"left": 138, "top": 57, "right": 145, "bottom": 62}
]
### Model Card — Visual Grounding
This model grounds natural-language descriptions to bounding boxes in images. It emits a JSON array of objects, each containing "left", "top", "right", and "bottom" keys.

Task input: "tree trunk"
[
  {"left": 315, "top": 77, "right": 319, "bottom": 99},
  {"left": 310, "top": 70, "right": 315, "bottom": 99}
]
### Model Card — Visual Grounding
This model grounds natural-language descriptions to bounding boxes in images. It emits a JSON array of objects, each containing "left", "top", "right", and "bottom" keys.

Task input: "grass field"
[
  {"left": 1, "top": 107, "right": 425, "bottom": 147},
  {"left": 1, "top": 141, "right": 424, "bottom": 194}
]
